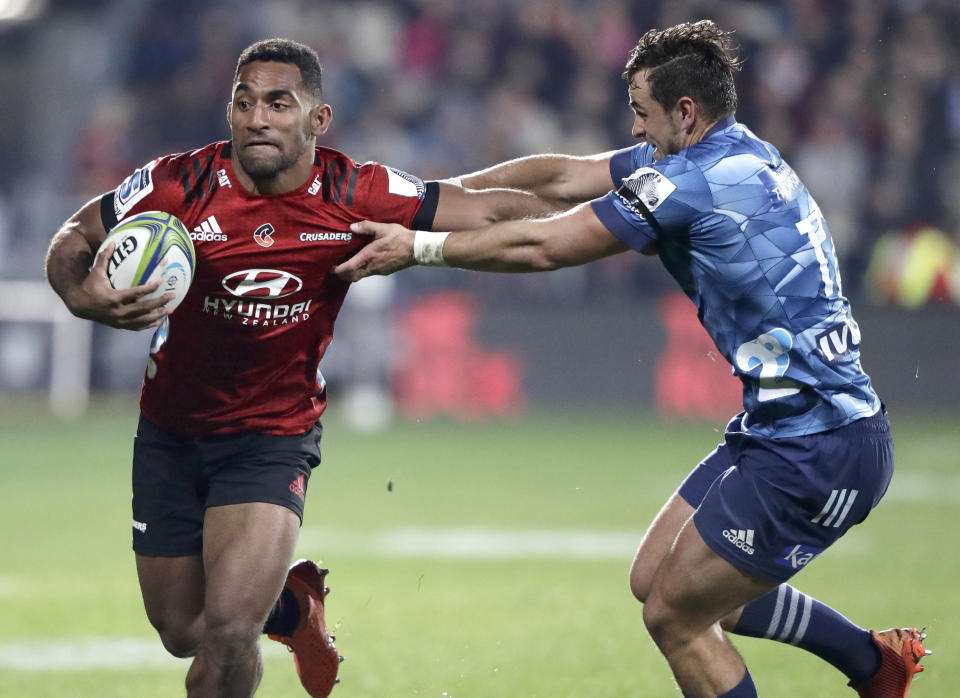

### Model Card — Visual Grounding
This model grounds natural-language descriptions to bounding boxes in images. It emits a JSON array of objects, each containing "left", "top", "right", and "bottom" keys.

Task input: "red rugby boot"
[
  {"left": 849, "top": 627, "right": 930, "bottom": 697},
  {"left": 268, "top": 559, "right": 342, "bottom": 697}
]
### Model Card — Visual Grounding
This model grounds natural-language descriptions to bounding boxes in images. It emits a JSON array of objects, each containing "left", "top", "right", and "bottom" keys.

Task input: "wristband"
[{"left": 413, "top": 231, "right": 450, "bottom": 266}]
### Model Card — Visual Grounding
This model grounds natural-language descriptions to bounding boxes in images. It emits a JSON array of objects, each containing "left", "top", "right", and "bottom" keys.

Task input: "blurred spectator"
[{"left": 5, "top": 0, "right": 959, "bottom": 306}]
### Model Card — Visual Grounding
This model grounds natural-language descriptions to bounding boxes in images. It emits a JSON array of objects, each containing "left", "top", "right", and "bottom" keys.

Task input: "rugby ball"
[{"left": 96, "top": 211, "right": 196, "bottom": 311}]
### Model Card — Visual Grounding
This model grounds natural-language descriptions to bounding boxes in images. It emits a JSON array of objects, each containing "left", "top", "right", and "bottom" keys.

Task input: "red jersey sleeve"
[
  {"left": 351, "top": 161, "right": 439, "bottom": 230},
  {"left": 99, "top": 143, "right": 226, "bottom": 231}
]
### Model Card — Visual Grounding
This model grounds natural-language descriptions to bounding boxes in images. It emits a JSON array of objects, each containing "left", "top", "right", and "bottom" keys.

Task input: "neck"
[
  {"left": 231, "top": 142, "right": 316, "bottom": 195},
  {"left": 683, "top": 118, "right": 719, "bottom": 149}
]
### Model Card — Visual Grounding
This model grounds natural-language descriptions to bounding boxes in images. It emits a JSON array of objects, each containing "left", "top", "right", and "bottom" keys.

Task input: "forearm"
[
  {"left": 428, "top": 202, "right": 628, "bottom": 272},
  {"left": 432, "top": 182, "right": 564, "bottom": 231},
  {"left": 45, "top": 224, "right": 98, "bottom": 314},
  {"left": 437, "top": 220, "right": 558, "bottom": 273},
  {"left": 458, "top": 153, "right": 616, "bottom": 204}
]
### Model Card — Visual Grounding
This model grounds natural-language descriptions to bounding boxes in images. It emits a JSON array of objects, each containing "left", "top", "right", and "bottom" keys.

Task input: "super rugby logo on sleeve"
[
  {"left": 113, "top": 161, "right": 157, "bottom": 218},
  {"left": 385, "top": 167, "right": 426, "bottom": 198},
  {"left": 617, "top": 167, "right": 677, "bottom": 214}
]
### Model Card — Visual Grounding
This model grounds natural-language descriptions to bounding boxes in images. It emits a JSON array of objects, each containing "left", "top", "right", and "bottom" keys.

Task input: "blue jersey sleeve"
[
  {"left": 590, "top": 157, "right": 713, "bottom": 253},
  {"left": 608, "top": 143, "right": 655, "bottom": 186}
]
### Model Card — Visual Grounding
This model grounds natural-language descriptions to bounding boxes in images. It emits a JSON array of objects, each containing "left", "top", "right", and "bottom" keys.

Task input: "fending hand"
[{"left": 333, "top": 221, "right": 417, "bottom": 281}]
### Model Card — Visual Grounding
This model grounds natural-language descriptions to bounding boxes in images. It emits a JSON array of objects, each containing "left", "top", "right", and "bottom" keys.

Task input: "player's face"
[
  {"left": 628, "top": 71, "right": 685, "bottom": 156},
  {"left": 229, "top": 61, "right": 330, "bottom": 181}
]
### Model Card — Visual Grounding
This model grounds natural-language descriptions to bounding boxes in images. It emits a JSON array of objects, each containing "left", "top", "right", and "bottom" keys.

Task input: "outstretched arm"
[
  {"left": 430, "top": 180, "right": 566, "bottom": 231},
  {"left": 334, "top": 202, "right": 635, "bottom": 280},
  {"left": 45, "top": 196, "right": 171, "bottom": 330},
  {"left": 455, "top": 152, "right": 619, "bottom": 205}
]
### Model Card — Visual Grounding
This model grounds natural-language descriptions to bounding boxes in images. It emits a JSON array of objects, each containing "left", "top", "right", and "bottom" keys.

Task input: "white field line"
[
  {"left": 883, "top": 471, "right": 960, "bottom": 502},
  {"left": 0, "top": 638, "right": 287, "bottom": 672},
  {"left": 297, "top": 526, "right": 642, "bottom": 560}
]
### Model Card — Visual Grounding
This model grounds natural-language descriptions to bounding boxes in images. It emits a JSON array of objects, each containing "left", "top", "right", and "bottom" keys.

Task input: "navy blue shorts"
[
  {"left": 678, "top": 411, "right": 893, "bottom": 582},
  {"left": 131, "top": 415, "right": 322, "bottom": 557}
]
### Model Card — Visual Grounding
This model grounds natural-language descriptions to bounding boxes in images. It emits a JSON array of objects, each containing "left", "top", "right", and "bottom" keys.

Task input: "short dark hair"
[
  {"left": 235, "top": 38, "right": 324, "bottom": 102},
  {"left": 623, "top": 20, "right": 741, "bottom": 122}
]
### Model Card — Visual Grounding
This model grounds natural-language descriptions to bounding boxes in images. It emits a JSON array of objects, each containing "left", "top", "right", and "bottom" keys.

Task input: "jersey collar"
[{"left": 704, "top": 114, "right": 737, "bottom": 140}]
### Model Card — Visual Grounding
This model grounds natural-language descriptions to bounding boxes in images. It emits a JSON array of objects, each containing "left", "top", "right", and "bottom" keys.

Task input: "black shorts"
[{"left": 131, "top": 415, "right": 322, "bottom": 556}]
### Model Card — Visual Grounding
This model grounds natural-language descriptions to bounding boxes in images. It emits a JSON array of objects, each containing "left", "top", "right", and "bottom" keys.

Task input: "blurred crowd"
[{"left": 3, "top": 0, "right": 959, "bottom": 303}]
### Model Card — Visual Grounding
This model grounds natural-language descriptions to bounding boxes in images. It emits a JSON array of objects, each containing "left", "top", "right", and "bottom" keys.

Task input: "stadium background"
[{"left": 0, "top": 0, "right": 958, "bottom": 696}]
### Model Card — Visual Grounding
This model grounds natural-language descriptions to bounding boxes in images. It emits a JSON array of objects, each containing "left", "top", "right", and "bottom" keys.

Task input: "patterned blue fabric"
[{"left": 592, "top": 117, "right": 879, "bottom": 437}]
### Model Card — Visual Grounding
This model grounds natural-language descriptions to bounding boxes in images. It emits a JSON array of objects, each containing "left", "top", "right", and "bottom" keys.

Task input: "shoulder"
[
  {"left": 151, "top": 141, "right": 228, "bottom": 176},
  {"left": 109, "top": 141, "right": 226, "bottom": 223}
]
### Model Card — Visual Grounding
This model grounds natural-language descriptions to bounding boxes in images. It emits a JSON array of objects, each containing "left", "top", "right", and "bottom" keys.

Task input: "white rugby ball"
[{"left": 96, "top": 211, "right": 196, "bottom": 311}]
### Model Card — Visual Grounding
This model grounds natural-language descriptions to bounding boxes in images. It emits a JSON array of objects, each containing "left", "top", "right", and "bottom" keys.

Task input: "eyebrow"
[{"left": 234, "top": 84, "right": 298, "bottom": 101}]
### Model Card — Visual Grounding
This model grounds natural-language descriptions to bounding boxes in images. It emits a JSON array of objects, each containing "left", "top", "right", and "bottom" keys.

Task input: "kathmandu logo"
[
  {"left": 776, "top": 544, "right": 822, "bottom": 570},
  {"left": 221, "top": 269, "right": 303, "bottom": 298},
  {"left": 253, "top": 223, "right": 275, "bottom": 248}
]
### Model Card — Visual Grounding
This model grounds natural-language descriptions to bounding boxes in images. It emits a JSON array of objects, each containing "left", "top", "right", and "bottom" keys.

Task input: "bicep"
[
  {"left": 56, "top": 195, "right": 110, "bottom": 253},
  {"left": 554, "top": 152, "right": 619, "bottom": 202}
]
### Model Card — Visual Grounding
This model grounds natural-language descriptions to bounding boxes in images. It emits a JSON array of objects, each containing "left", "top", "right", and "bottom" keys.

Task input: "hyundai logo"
[{"left": 221, "top": 269, "right": 303, "bottom": 298}]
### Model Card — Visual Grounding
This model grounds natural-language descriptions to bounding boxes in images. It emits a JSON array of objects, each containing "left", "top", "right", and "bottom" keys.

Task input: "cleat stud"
[
  {"left": 335, "top": 678, "right": 340, "bottom": 684},
  {"left": 330, "top": 634, "right": 336, "bottom": 642},
  {"left": 339, "top": 655, "right": 344, "bottom": 662}
]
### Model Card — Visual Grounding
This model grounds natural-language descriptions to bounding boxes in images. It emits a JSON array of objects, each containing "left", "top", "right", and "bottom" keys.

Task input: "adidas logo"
[
  {"left": 191, "top": 215, "right": 228, "bottom": 242},
  {"left": 289, "top": 474, "right": 306, "bottom": 500},
  {"left": 722, "top": 528, "right": 755, "bottom": 555}
]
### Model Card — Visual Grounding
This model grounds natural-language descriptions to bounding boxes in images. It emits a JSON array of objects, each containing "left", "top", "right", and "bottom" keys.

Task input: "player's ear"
[
  {"left": 676, "top": 97, "right": 697, "bottom": 130},
  {"left": 226, "top": 101, "right": 233, "bottom": 127},
  {"left": 312, "top": 103, "right": 333, "bottom": 137}
]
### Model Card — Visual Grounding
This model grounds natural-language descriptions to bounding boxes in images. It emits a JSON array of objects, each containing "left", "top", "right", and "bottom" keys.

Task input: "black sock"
[{"left": 263, "top": 587, "right": 300, "bottom": 636}]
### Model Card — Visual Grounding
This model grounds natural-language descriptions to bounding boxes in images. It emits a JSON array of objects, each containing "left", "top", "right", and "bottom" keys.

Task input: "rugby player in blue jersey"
[{"left": 335, "top": 19, "right": 930, "bottom": 698}]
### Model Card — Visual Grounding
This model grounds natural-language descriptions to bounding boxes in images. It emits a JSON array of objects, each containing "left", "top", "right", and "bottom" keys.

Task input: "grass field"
[{"left": 0, "top": 397, "right": 956, "bottom": 697}]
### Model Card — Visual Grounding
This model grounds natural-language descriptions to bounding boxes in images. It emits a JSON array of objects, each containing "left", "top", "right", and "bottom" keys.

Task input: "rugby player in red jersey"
[{"left": 44, "top": 38, "right": 556, "bottom": 698}]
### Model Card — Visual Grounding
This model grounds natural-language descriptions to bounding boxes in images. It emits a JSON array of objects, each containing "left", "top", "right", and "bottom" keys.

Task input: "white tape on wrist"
[{"left": 413, "top": 231, "right": 450, "bottom": 266}]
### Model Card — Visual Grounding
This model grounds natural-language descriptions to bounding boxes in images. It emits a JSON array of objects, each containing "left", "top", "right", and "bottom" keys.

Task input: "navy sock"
[
  {"left": 682, "top": 669, "right": 757, "bottom": 698},
  {"left": 262, "top": 587, "right": 300, "bottom": 636},
  {"left": 733, "top": 584, "right": 881, "bottom": 682}
]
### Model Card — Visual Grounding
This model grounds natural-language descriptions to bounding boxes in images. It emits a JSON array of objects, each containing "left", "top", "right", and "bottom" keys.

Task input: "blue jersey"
[{"left": 591, "top": 116, "right": 880, "bottom": 437}]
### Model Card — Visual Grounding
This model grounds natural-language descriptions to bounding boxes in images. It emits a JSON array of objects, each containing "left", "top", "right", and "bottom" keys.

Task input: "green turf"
[{"left": 0, "top": 397, "right": 956, "bottom": 696}]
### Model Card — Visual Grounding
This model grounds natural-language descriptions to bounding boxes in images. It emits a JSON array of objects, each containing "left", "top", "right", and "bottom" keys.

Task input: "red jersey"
[{"left": 101, "top": 141, "right": 438, "bottom": 436}]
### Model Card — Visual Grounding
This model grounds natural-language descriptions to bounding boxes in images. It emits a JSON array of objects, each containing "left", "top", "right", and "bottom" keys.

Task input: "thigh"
[
  {"left": 201, "top": 502, "right": 301, "bottom": 628},
  {"left": 648, "top": 516, "right": 778, "bottom": 633},
  {"left": 631, "top": 439, "right": 733, "bottom": 601},
  {"left": 137, "top": 554, "right": 205, "bottom": 632},
  {"left": 629, "top": 493, "right": 694, "bottom": 602}
]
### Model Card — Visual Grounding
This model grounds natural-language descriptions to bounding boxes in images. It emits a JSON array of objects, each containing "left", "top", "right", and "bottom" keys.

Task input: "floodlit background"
[{"left": 0, "top": 1, "right": 958, "bottom": 696}]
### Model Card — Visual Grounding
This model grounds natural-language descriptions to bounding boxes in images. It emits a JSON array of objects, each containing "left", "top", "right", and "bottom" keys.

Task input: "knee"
[
  {"left": 628, "top": 555, "right": 654, "bottom": 604},
  {"left": 201, "top": 616, "right": 263, "bottom": 662},
  {"left": 641, "top": 585, "right": 691, "bottom": 654},
  {"left": 151, "top": 618, "right": 202, "bottom": 659}
]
